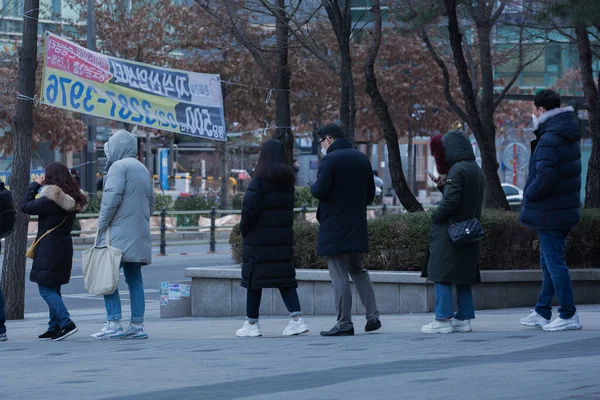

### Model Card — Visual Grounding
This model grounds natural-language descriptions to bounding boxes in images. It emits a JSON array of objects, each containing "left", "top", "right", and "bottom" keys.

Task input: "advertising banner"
[{"left": 41, "top": 32, "right": 226, "bottom": 141}]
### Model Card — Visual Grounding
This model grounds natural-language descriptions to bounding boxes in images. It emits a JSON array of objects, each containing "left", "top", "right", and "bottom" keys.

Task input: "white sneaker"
[
  {"left": 519, "top": 310, "right": 550, "bottom": 328},
  {"left": 91, "top": 322, "right": 124, "bottom": 340},
  {"left": 236, "top": 321, "right": 262, "bottom": 337},
  {"left": 282, "top": 318, "right": 309, "bottom": 336},
  {"left": 543, "top": 312, "right": 582, "bottom": 332},
  {"left": 451, "top": 318, "right": 472, "bottom": 333},
  {"left": 421, "top": 319, "right": 454, "bottom": 334}
]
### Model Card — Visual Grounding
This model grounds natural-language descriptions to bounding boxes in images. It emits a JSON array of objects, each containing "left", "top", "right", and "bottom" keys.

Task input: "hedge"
[
  {"left": 85, "top": 191, "right": 173, "bottom": 214},
  {"left": 230, "top": 209, "right": 600, "bottom": 271}
]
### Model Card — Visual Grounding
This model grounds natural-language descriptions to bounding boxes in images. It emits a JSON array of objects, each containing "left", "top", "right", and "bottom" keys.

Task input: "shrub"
[
  {"left": 229, "top": 209, "right": 600, "bottom": 270},
  {"left": 294, "top": 186, "right": 319, "bottom": 208},
  {"left": 155, "top": 193, "right": 174, "bottom": 211},
  {"left": 86, "top": 191, "right": 102, "bottom": 214},
  {"left": 231, "top": 193, "right": 243, "bottom": 210},
  {"left": 173, "top": 196, "right": 216, "bottom": 226}
]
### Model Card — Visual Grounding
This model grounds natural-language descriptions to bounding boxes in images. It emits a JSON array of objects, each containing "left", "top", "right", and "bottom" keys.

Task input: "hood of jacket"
[
  {"left": 104, "top": 130, "right": 137, "bottom": 173},
  {"left": 39, "top": 185, "right": 89, "bottom": 212},
  {"left": 536, "top": 106, "right": 581, "bottom": 142},
  {"left": 442, "top": 130, "right": 476, "bottom": 167}
]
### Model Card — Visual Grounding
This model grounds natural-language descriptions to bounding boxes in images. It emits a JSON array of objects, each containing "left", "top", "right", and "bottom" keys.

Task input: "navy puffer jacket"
[{"left": 519, "top": 106, "right": 581, "bottom": 230}]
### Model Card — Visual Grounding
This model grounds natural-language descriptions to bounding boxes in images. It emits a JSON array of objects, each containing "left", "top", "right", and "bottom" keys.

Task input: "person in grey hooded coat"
[{"left": 92, "top": 129, "right": 155, "bottom": 340}]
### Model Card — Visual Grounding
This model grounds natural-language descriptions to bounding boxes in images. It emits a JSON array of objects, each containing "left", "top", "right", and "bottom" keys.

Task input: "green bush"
[
  {"left": 229, "top": 209, "right": 600, "bottom": 270},
  {"left": 173, "top": 196, "right": 216, "bottom": 226},
  {"left": 155, "top": 193, "right": 174, "bottom": 211},
  {"left": 86, "top": 191, "right": 102, "bottom": 214},
  {"left": 85, "top": 191, "right": 173, "bottom": 214},
  {"left": 294, "top": 186, "right": 319, "bottom": 208},
  {"left": 231, "top": 193, "right": 243, "bottom": 210}
]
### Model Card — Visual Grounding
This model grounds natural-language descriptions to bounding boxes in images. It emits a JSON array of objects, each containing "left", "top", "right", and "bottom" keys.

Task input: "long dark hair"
[
  {"left": 44, "top": 162, "right": 88, "bottom": 207},
  {"left": 252, "top": 140, "right": 295, "bottom": 186}
]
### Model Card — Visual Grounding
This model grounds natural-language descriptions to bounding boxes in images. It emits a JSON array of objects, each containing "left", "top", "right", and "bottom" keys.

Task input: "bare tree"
[
  {"left": 1, "top": 0, "right": 39, "bottom": 319},
  {"left": 364, "top": 0, "right": 423, "bottom": 212},
  {"left": 194, "top": 0, "right": 294, "bottom": 162},
  {"left": 395, "top": 0, "right": 545, "bottom": 209}
]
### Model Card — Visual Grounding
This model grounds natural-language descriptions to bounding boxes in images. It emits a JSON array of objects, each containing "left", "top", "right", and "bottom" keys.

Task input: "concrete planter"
[{"left": 174, "top": 267, "right": 600, "bottom": 318}]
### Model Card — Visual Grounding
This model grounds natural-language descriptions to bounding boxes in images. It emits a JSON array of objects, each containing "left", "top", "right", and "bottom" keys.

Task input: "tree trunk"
[
  {"left": 364, "top": 0, "right": 423, "bottom": 212},
  {"left": 273, "top": 0, "right": 293, "bottom": 164},
  {"left": 575, "top": 24, "right": 600, "bottom": 208},
  {"left": 340, "top": 51, "right": 356, "bottom": 145},
  {"left": 322, "top": 0, "right": 356, "bottom": 145},
  {"left": 1, "top": 0, "right": 39, "bottom": 320},
  {"left": 443, "top": 0, "right": 508, "bottom": 209},
  {"left": 219, "top": 141, "right": 229, "bottom": 209},
  {"left": 476, "top": 19, "right": 509, "bottom": 210}
]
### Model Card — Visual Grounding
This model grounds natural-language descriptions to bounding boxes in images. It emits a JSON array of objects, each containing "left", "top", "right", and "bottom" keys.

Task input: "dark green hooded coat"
[{"left": 422, "top": 130, "right": 485, "bottom": 284}]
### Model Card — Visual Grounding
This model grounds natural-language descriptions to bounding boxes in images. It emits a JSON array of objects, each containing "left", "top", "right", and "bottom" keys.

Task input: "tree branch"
[
  {"left": 194, "top": 0, "right": 275, "bottom": 79},
  {"left": 420, "top": 30, "right": 470, "bottom": 123}
]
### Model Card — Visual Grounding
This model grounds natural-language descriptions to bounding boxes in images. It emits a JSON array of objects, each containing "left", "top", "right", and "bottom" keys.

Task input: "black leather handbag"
[{"left": 447, "top": 177, "right": 484, "bottom": 244}]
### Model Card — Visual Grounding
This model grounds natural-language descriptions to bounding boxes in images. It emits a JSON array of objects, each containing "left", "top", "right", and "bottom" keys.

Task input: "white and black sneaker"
[{"left": 52, "top": 322, "right": 78, "bottom": 341}]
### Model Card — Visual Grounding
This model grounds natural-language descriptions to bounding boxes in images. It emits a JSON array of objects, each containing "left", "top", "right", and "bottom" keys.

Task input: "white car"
[{"left": 501, "top": 183, "right": 524, "bottom": 210}]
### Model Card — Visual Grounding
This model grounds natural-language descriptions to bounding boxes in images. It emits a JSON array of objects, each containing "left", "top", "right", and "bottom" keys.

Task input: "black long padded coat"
[
  {"left": 22, "top": 182, "right": 88, "bottom": 286},
  {"left": 240, "top": 176, "right": 297, "bottom": 290},
  {"left": 421, "top": 130, "right": 484, "bottom": 285}
]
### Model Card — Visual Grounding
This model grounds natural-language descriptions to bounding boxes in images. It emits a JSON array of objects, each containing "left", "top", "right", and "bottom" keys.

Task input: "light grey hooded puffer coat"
[{"left": 97, "top": 130, "right": 155, "bottom": 265}]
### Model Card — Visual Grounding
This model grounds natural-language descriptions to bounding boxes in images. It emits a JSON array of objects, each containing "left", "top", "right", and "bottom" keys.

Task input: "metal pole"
[
  {"left": 209, "top": 207, "right": 216, "bottom": 253},
  {"left": 85, "top": 0, "right": 97, "bottom": 196},
  {"left": 159, "top": 208, "right": 167, "bottom": 256}
]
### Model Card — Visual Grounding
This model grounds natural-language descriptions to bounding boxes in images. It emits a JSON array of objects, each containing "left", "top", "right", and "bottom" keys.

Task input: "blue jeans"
[
  {"left": 0, "top": 286, "right": 6, "bottom": 334},
  {"left": 38, "top": 284, "right": 72, "bottom": 329},
  {"left": 535, "top": 229, "right": 577, "bottom": 320},
  {"left": 434, "top": 283, "right": 475, "bottom": 321},
  {"left": 104, "top": 262, "right": 145, "bottom": 323}
]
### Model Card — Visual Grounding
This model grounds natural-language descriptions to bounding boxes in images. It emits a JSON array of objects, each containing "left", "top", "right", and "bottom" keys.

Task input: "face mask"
[
  {"left": 531, "top": 113, "right": 539, "bottom": 130},
  {"left": 320, "top": 147, "right": 327, "bottom": 156}
]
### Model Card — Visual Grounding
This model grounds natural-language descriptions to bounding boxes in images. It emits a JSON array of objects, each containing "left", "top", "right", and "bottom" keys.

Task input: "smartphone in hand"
[{"left": 424, "top": 169, "right": 436, "bottom": 180}]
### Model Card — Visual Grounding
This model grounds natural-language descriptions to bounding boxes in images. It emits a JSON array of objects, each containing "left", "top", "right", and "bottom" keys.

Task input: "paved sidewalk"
[{"left": 2, "top": 304, "right": 600, "bottom": 400}]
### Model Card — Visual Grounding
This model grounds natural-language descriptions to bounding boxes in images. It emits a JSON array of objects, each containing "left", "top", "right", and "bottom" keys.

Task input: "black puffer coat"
[
  {"left": 240, "top": 177, "right": 297, "bottom": 290},
  {"left": 519, "top": 106, "right": 582, "bottom": 230},
  {"left": 22, "top": 183, "right": 88, "bottom": 286}
]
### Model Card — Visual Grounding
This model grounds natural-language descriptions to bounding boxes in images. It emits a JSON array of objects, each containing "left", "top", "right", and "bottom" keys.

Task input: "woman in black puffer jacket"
[
  {"left": 22, "top": 162, "right": 88, "bottom": 341},
  {"left": 236, "top": 140, "right": 309, "bottom": 338}
]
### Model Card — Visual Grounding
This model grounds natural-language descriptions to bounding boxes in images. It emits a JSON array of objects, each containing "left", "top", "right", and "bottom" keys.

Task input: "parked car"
[{"left": 502, "top": 183, "right": 523, "bottom": 211}]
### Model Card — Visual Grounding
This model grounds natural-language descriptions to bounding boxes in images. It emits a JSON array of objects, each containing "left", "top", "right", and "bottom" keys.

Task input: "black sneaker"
[
  {"left": 39, "top": 328, "right": 60, "bottom": 340},
  {"left": 52, "top": 322, "right": 78, "bottom": 341},
  {"left": 365, "top": 318, "right": 382, "bottom": 333}
]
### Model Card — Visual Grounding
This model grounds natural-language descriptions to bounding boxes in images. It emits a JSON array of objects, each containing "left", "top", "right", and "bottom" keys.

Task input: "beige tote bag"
[{"left": 82, "top": 229, "right": 122, "bottom": 296}]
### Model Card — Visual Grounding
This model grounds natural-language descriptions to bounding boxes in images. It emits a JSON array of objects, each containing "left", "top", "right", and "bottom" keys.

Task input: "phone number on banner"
[{"left": 44, "top": 73, "right": 225, "bottom": 139}]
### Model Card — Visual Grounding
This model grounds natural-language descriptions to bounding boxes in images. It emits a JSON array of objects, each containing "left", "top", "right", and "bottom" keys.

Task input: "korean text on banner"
[{"left": 41, "top": 32, "right": 226, "bottom": 141}]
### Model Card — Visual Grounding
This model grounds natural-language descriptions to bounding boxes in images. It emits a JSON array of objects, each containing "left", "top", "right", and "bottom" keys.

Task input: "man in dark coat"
[
  {"left": 311, "top": 123, "right": 380, "bottom": 336},
  {"left": 421, "top": 130, "right": 484, "bottom": 334},
  {"left": 518, "top": 89, "right": 582, "bottom": 332}
]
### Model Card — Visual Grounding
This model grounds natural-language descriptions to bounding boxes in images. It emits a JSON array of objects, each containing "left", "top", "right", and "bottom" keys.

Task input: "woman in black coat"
[
  {"left": 236, "top": 140, "right": 309, "bottom": 338},
  {"left": 421, "top": 131, "right": 484, "bottom": 334},
  {"left": 22, "top": 162, "right": 88, "bottom": 341}
]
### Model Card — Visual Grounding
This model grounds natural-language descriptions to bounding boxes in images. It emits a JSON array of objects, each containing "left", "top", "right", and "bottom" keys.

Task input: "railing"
[{"left": 26, "top": 204, "right": 425, "bottom": 255}]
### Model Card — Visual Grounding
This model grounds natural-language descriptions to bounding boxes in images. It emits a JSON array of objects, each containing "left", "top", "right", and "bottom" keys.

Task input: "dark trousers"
[{"left": 247, "top": 287, "right": 302, "bottom": 322}]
